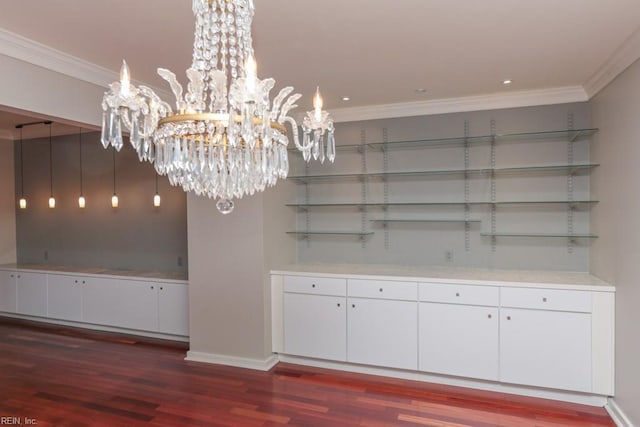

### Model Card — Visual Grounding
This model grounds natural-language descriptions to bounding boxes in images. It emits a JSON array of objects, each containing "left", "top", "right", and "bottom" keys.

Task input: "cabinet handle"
[
  {"left": 487, "top": 314, "right": 492, "bottom": 319},
  {"left": 75, "top": 280, "right": 78, "bottom": 283},
  {"left": 455, "top": 292, "right": 460, "bottom": 297},
  {"left": 352, "top": 304, "right": 356, "bottom": 308},
  {"left": 507, "top": 316, "right": 511, "bottom": 320},
  {"left": 82, "top": 280, "right": 86, "bottom": 284},
  {"left": 160, "top": 286, "right": 164, "bottom": 290},
  {"left": 10, "top": 274, "right": 14, "bottom": 278},
  {"left": 151, "top": 285, "right": 155, "bottom": 290},
  {"left": 17, "top": 275, "right": 21, "bottom": 279},
  {"left": 337, "top": 303, "right": 341, "bottom": 307},
  {"left": 542, "top": 297, "right": 547, "bottom": 302},
  {"left": 379, "top": 288, "right": 383, "bottom": 292},
  {"left": 312, "top": 284, "right": 316, "bottom": 288}
]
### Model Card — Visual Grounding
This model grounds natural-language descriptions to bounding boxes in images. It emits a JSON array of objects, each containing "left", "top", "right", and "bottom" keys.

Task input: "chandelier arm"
[{"left": 284, "top": 117, "right": 314, "bottom": 152}]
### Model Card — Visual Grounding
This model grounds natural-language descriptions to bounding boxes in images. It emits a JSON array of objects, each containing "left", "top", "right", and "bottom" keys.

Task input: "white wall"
[
  {"left": 0, "top": 54, "right": 103, "bottom": 128},
  {"left": 591, "top": 59, "right": 640, "bottom": 425},
  {"left": 0, "top": 138, "right": 17, "bottom": 264}
]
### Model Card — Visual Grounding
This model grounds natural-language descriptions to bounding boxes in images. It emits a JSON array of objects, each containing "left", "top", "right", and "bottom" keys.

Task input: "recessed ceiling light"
[
  {"left": 502, "top": 79, "right": 513, "bottom": 85},
  {"left": 415, "top": 88, "right": 427, "bottom": 93},
  {"left": 341, "top": 96, "right": 350, "bottom": 101}
]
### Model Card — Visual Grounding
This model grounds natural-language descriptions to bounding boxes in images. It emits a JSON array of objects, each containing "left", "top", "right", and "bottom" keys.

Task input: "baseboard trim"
[
  {"left": 277, "top": 354, "right": 609, "bottom": 407},
  {"left": 0, "top": 313, "right": 189, "bottom": 342},
  {"left": 186, "top": 351, "right": 279, "bottom": 371},
  {"left": 606, "top": 398, "right": 636, "bottom": 427}
]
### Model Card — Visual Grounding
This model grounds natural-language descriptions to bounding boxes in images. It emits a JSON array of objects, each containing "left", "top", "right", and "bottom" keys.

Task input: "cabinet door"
[
  {"left": 500, "top": 308, "right": 591, "bottom": 392},
  {"left": 347, "top": 298, "right": 418, "bottom": 370},
  {"left": 284, "top": 293, "right": 346, "bottom": 361},
  {"left": 158, "top": 282, "right": 189, "bottom": 336},
  {"left": 419, "top": 303, "right": 498, "bottom": 381},
  {"left": 83, "top": 278, "right": 158, "bottom": 332},
  {"left": 47, "top": 274, "right": 84, "bottom": 322},
  {"left": 16, "top": 272, "right": 48, "bottom": 317},
  {"left": 0, "top": 270, "right": 17, "bottom": 313}
]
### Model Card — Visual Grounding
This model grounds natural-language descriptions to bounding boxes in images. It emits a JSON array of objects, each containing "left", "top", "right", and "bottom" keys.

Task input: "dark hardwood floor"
[{"left": 0, "top": 318, "right": 614, "bottom": 426}]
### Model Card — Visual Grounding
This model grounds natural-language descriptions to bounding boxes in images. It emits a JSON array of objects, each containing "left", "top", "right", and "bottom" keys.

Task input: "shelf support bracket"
[
  {"left": 567, "top": 112, "right": 575, "bottom": 254},
  {"left": 360, "top": 129, "right": 368, "bottom": 249},
  {"left": 383, "top": 127, "right": 390, "bottom": 250},
  {"left": 464, "top": 120, "right": 470, "bottom": 252},
  {"left": 490, "top": 119, "right": 497, "bottom": 252}
]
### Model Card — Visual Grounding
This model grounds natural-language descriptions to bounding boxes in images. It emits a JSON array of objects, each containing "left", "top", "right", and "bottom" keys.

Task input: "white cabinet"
[
  {"left": 47, "top": 274, "right": 84, "bottom": 322},
  {"left": 16, "top": 272, "right": 47, "bottom": 317},
  {"left": 0, "top": 268, "right": 189, "bottom": 339},
  {"left": 0, "top": 270, "right": 17, "bottom": 313},
  {"left": 284, "top": 292, "right": 346, "bottom": 361},
  {"left": 83, "top": 277, "right": 158, "bottom": 332},
  {"left": 347, "top": 297, "right": 417, "bottom": 370},
  {"left": 419, "top": 303, "right": 498, "bottom": 381},
  {"left": 418, "top": 283, "right": 499, "bottom": 380},
  {"left": 83, "top": 278, "right": 158, "bottom": 331},
  {"left": 500, "top": 307, "right": 592, "bottom": 393},
  {"left": 274, "top": 271, "right": 614, "bottom": 400},
  {"left": 346, "top": 279, "right": 418, "bottom": 370},
  {"left": 157, "top": 282, "right": 189, "bottom": 336}
]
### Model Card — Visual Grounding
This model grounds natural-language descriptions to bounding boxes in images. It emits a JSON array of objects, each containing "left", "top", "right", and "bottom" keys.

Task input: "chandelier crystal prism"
[{"left": 100, "top": 0, "right": 335, "bottom": 214}]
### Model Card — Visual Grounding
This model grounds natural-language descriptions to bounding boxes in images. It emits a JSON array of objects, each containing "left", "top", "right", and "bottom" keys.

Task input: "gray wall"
[
  {"left": 187, "top": 180, "right": 295, "bottom": 363},
  {"left": 14, "top": 132, "right": 188, "bottom": 274},
  {"left": 294, "top": 102, "right": 592, "bottom": 272},
  {"left": 591, "top": 59, "right": 640, "bottom": 425},
  {"left": 0, "top": 138, "right": 17, "bottom": 264}
]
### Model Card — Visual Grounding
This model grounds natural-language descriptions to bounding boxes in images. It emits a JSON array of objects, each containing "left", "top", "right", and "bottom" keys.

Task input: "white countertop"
[
  {"left": 272, "top": 263, "right": 614, "bottom": 291},
  {"left": 0, "top": 263, "right": 188, "bottom": 283}
]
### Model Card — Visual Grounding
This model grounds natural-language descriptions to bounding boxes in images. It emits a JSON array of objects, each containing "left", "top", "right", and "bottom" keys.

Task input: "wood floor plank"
[{"left": 0, "top": 318, "right": 615, "bottom": 427}]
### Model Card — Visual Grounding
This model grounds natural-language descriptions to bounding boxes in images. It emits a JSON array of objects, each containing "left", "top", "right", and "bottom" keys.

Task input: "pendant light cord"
[
  {"left": 19, "top": 126, "right": 24, "bottom": 197},
  {"left": 79, "top": 128, "right": 84, "bottom": 196},
  {"left": 113, "top": 149, "right": 116, "bottom": 195},
  {"left": 48, "top": 122, "right": 53, "bottom": 197}
]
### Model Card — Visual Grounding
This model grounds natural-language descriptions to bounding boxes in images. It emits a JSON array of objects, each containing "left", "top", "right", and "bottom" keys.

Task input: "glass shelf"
[
  {"left": 286, "top": 231, "right": 375, "bottom": 237},
  {"left": 288, "top": 163, "right": 599, "bottom": 181},
  {"left": 288, "top": 128, "right": 598, "bottom": 153},
  {"left": 481, "top": 232, "right": 598, "bottom": 238},
  {"left": 371, "top": 219, "right": 481, "bottom": 224},
  {"left": 287, "top": 200, "right": 598, "bottom": 209}
]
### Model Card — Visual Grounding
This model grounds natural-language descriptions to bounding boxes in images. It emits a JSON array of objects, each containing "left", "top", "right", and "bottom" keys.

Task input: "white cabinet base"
[{"left": 276, "top": 353, "right": 609, "bottom": 408}]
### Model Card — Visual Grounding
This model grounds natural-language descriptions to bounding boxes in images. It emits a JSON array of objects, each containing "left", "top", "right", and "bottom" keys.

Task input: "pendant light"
[
  {"left": 78, "top": 128, "right": 86, "bottom": 208},
  {"left": 48, "top": 122, "right": 55, "bottom": 209},
  {"left": 16, "top": 124, "right": 27, "bottom": 209},
  {"left": 111, "top": 149, "right": 118, "bottom": 208},
  {"left": 153, "top": 174, "right": 161, "bottom": 207}
]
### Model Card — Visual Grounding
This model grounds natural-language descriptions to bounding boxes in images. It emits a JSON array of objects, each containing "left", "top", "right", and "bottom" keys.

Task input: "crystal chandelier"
[{"left": 100, "top": 0, "right": 335, "bottom": 214}]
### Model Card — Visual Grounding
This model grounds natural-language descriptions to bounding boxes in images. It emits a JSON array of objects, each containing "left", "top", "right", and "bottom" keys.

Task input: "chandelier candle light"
[{"left": 100, "top": 0, "right": 335, "bottom": 214}]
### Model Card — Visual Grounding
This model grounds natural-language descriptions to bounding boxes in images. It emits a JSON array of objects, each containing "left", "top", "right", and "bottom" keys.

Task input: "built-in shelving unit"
[{"left": 287, "top": 122, "right": 598, "bottom": 250}]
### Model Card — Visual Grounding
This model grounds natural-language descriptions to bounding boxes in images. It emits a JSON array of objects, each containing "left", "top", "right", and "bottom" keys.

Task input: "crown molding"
[
  {"left": 0, "top": 28, "right": 171, "bottom": 101},
  {"left": 584, "top": 26, "right": 640, "bottom": 99},
  {"left": 330, "top": 86, "right": 588, "bottom": 123}
]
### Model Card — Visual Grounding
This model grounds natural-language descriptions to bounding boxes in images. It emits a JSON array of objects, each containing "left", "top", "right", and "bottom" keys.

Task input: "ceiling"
[{"left": 1, "top": 0, "right": 640, "bottom": 139}]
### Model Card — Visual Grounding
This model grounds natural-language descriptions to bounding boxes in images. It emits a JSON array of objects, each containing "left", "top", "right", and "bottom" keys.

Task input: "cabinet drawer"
[
  {"left": 419, "top": 283, "right": 499, "bottom": 306},
  {"left": 501, "top": 287, "right": 592, "bottom": 313},
  {"left": 284, "top": 275, "right": 346, "bottom": 296},
  {"left": 348, "top": 279, "right": 417, "bottom": 301}
]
